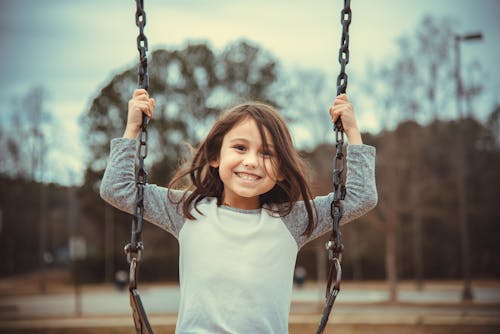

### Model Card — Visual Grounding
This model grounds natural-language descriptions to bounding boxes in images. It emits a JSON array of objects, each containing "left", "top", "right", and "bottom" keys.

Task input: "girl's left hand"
[{"left": 329, "top": 94, "right": 362, "bottom": 144}]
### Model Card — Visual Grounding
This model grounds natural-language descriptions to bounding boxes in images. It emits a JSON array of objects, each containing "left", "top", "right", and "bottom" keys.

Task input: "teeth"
[{"left": 237, "top": 172, "right": 259, "bottom": 181}]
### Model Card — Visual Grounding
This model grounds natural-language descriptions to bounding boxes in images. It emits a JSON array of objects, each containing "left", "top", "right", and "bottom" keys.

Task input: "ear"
[{"left": 209, "top": 159, "right": 219, "bottom": 168}]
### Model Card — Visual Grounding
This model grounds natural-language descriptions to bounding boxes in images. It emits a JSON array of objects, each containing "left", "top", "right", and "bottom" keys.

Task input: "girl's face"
[{"left": 211, "top": 117, "right": 282, "bottom": 210}]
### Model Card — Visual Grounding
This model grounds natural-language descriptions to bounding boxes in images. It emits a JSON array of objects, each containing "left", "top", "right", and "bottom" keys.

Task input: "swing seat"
[{"left": 130, "top": 288, "right": 154, "bottom": 334}]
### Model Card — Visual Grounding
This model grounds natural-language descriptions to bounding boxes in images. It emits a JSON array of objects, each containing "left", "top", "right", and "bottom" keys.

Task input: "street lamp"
[
  {"left": 454, "top": 31, "right": 483, "bottom": 301},
  {"left": 455, "top": 32, "right": 483, "bottom": 117}
]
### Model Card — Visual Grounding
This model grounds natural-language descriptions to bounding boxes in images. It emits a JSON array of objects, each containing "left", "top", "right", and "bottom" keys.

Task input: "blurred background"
[{"left": 0, "top": 0, "right": 499, "bottom": 333}]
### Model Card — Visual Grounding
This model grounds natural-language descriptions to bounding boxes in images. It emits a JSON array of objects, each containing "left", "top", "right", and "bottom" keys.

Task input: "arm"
[
  {"left": 99, "top": 90, "right": 185, "bottom": 237},
  {"left": 100, "top": 138, "right": 185, "bottom": 237},
  {"left": 286, "top": 144, "right": 377, "bottom": 248},
  {"left": 284, "top": 95, "right": 377, "bottom": 248}
]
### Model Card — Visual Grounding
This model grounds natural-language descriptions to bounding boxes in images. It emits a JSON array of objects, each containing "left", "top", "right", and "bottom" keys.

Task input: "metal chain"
[
  {"left": 124, "top": 1, "right": 153, "bottom": 333},
  {"left": 317, "top": 1, "right": 351, "bottom": 333},
  {"left": 336, "top": 0, "right": 351, "bottom": 96},
  {"left": 125, "top": 0, "right": 150, "bottom": 269},
  {"left": 136, "top": 0, "right": 149, "bottom": 91}
]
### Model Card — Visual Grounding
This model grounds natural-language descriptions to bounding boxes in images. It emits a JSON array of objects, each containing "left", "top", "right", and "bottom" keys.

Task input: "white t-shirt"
[{"left": 176, "top": 200, "right": 297, "bottom": 333}]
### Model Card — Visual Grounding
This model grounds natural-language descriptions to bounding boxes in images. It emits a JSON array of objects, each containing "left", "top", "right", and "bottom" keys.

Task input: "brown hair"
[{"left": 168, "top": 102, "right": 316, "bottom": 236}]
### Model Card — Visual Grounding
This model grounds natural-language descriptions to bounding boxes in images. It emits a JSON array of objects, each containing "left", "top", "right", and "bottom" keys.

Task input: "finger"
[
  {"left": 332, "top": 113, "right": 339, "bottom": 123},
  {"left": 329, "top": 104, "right": 346, "bottom": 116},
  {"left": 334, "top": 94, "right": 349, "bottom": 105},
  {"left": 332, "top": 103, "right": 352, "bottom": 115},
  {"left": 329, "top": 106, "right": 341, "bottom": 122},
  {"left": 133, "top": 89, "right": 148, "bottom": 98},
  {"left": 330, "top": 104, "right": 351, "bottom": 122},
  {"left": 135, "top": 93, "right": 150, "bottom": 102},
  {"left": 133, "top": 101, "right": 150, "bottom": 115},
  {"left": 148, "top": 99, "right": 155, "bottom": 118},
  {"left": 337, "top": 93, "right": 348, "bottom": 101}
]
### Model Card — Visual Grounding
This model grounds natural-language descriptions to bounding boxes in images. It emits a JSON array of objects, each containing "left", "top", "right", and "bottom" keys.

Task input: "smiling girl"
[{"left": 100, "top": 89, "right": 377, "bottom": 333}]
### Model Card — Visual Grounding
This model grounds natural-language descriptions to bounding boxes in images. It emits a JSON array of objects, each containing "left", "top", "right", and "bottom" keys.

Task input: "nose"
[{"left": 242, "top": 152, "right": 258, "bottom": 168}]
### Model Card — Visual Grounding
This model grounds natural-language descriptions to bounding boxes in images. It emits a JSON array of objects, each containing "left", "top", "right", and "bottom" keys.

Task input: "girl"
[{"left": 100, "top": 89, "right": 377, "bottom": 333}]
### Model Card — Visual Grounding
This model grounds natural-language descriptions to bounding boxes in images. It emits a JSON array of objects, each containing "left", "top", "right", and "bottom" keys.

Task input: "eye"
[
  {"left": 232, "top": 144, "right": 247, "bottom": 152},
  {"left": 260, "top": 150, "right": 274, "bottom": 158}
]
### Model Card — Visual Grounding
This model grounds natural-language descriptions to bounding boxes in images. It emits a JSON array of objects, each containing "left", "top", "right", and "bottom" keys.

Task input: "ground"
[{"left": 0, "top": 270, "right": 499, "bottom": 333}]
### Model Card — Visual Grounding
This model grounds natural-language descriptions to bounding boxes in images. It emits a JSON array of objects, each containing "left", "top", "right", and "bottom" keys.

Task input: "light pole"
[
  {"left": 454, "top": 32, "right": 482, "bottom": 301},
  {"left": 455, "top": 33, "right": 483, "bottom": 117}
]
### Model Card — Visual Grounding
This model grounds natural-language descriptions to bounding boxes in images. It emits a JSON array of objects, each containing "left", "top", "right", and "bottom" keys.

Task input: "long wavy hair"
[{"left": 168, "top": 102, "right": 316, "bottom": 236}]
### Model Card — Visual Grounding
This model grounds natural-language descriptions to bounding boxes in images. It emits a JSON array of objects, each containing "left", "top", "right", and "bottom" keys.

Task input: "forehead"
[{"left": 223, "top": 117, "right": 274, "bottom": 146}]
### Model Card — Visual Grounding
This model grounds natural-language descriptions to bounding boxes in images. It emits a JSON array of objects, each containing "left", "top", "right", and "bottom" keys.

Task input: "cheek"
[
  {"left": 218, "top": 155, "right": 238, "bottom": 179},
  {"left": 219, "top": 152, "right": 237, "bottom": 169},
  {"left": 264, "top": 159, "right": 282, "bottom": 180}
]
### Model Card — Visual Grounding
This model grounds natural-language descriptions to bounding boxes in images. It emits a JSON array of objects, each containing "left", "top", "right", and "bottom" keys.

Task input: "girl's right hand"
[{"left": 123, "top": 89, "right": 156, "bottom": 138}]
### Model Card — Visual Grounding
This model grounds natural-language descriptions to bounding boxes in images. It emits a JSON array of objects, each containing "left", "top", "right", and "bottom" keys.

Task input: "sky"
[{"left": 0, "top": 0, "right": 499, "bottom": 185}]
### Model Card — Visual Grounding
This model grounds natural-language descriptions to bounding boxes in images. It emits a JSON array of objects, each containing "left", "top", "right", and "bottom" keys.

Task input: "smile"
[{"left": 235, "top": 172, "right": 261, "bottom": 181}]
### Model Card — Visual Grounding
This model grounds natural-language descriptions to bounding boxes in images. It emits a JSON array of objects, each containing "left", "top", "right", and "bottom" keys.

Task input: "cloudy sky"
[{"left": 1, "top": 0, "right": 499, "bottom": 185}]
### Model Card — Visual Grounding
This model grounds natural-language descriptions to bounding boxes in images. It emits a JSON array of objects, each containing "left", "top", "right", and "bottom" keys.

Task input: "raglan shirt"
[{"left": 100, "top": 138, "right": 377, "bottom": 334}]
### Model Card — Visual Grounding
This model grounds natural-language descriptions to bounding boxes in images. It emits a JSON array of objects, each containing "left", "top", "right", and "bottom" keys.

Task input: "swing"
[
  {"left": 123, "top": 1, "right": 153, "bottom": 333},
  {"left": 122, "top": 1, "right": 351, "bottom": 333}
]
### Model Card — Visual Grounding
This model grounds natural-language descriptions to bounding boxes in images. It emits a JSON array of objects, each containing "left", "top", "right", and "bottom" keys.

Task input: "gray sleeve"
[
  {"left": 99, "top": 138, "right": 186, "bottom": 238},
  {"left": 283, "top": 144, "right": 378, "bottom": 249}
]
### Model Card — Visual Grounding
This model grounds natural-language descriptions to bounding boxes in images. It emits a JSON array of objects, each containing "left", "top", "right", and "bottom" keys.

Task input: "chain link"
[
  {"left": 125, "top": 0, "right": 150, "bottom": 262},
  {"left": 136, "top": 0, "right": 149, "bottom": 91},
  {"left": 125, "top": 2, "right": 153, "bottom": 333},
  {"left": 317, "top": 0, "right": 351, "bottom": 332},
  {"left": 336, "top": 0, "right": 351, "bottom": 96}
]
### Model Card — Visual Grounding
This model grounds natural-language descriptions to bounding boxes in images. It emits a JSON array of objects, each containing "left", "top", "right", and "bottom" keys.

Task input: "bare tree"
[
  {"left": 360, "top": 15, "right": 463, "bottom": 300},
  {"left": 272, "top": 68, "right": 333, "bottom": 148},
  {"left": 0, "top": 86, "right": 53, "bottom": 292},
  {"left": 0, "top": 86, "right": 51, "bottom": 181}
]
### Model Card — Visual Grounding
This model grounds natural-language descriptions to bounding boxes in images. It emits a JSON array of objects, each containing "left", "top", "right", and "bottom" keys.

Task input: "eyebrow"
[{"left": 228, "top": 138, "right": 275, "bottom": 149}]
